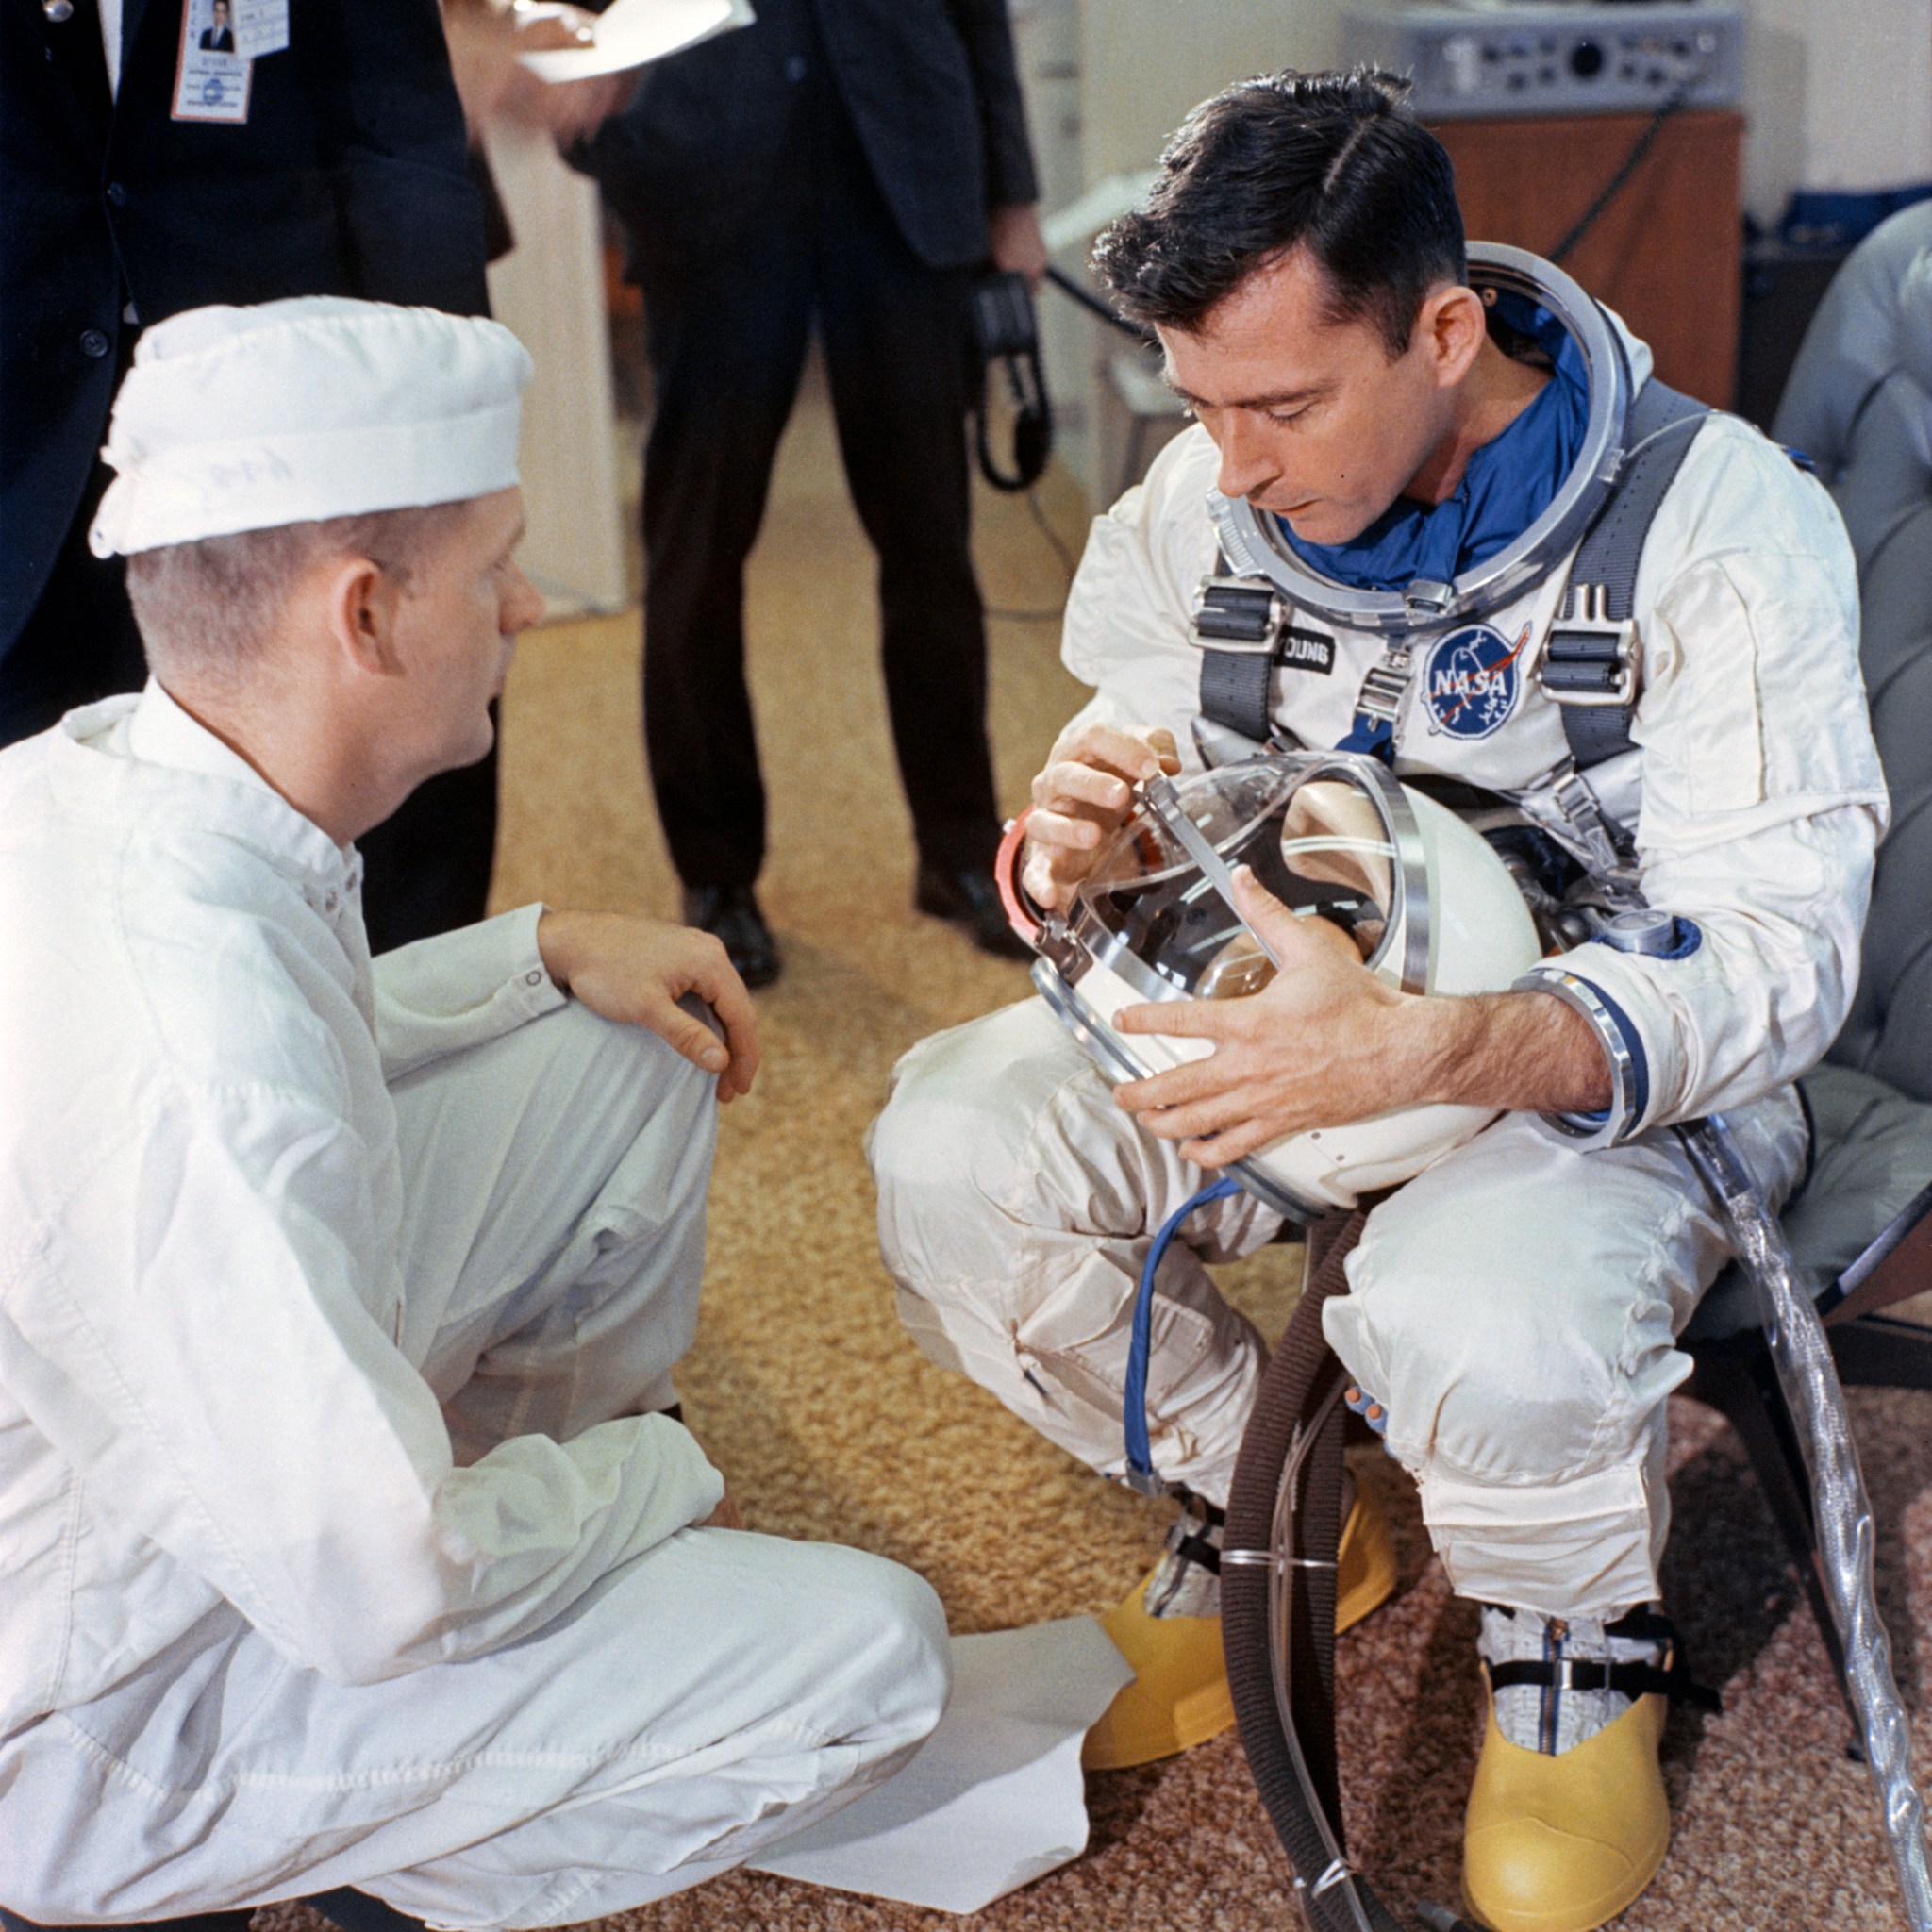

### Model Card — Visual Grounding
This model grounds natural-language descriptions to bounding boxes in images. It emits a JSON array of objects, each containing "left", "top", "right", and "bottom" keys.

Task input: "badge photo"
[
  {"left": 172, "top": 0, "right": 252, "bottom": 125},
  {"left": 1421, "top": 622, "right": 1530, "bottom": 741}
]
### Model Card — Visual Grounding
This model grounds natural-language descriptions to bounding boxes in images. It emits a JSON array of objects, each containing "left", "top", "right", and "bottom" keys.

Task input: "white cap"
[{"left": 90, "top": 297, "right": 533, "bottom": 558}]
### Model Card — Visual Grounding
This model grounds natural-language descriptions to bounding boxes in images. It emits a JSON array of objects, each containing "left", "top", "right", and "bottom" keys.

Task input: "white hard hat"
[{"left": 1032, "top": 752, "right": 1542, "bottom": 1216}]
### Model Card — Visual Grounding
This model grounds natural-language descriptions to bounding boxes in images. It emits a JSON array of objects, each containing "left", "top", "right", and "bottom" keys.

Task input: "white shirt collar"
[
  {"left": 99, "top": 0, "right": 123, "bottom": 95},
  {"left": 127, "top": 679, "right": 280, "bottom": 795},
  {"left": 58, "top": 681, "right": 363, "bottom": 900}
]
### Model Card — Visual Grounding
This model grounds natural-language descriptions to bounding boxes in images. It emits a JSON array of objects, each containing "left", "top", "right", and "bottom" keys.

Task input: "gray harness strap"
[
  {"left": 1194, "top": 580, "right": 1282, "bottom": 744},
  {"left": 1541, "top": 379, "right": 1710, "bottom": 768},
  {"left": 1191, "top": 378, "right": 1714, "bottom": 765},
  {"left": 1192, "top": 579, "right": 1326, "bottom": 748}
]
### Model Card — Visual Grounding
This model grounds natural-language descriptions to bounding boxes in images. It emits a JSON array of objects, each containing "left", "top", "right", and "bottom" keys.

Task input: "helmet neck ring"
[{"left": 1205, "top": 242, "right": 1635, "bottom": 640}]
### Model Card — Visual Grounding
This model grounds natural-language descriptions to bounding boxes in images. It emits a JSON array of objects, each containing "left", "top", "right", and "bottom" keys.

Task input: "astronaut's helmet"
[{"left": 1031, "top": 753, "right": 1542, "bottom": 1218}]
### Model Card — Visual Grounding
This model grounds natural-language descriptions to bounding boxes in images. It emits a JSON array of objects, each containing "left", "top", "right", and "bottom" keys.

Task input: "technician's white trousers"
[
  {"left": 4, "top": 1004, "right": 948, "bottom": 1929},
  {"left": 868, "top": 997, "right": 1807, "bottom": 1621}
]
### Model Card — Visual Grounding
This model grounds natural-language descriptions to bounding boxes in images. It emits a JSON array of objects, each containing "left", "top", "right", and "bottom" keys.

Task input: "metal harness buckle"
[
  {"left": 1540, "top": 582, "right": 1641, "bottom": 710},
  {"left": 1549, "top": 764, "right": 1638, "bottom": 882},
  {"left": 1354, "top": 649, "right": 1415, "bottom": 726},
  {"left": 1193, "top": 576, "right": 1288, "bottom": 654}
]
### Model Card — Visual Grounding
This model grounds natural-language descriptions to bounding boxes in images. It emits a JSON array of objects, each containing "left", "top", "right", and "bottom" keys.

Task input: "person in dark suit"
[
  {"left": 198, "top": 0, "right": 235, "bottom": 53},
  {"left": 1, "top": 0, "right": 498, "bottom": 953},
  {"left": 570, "top": 0, "right": 1045, "bottom": 985}
]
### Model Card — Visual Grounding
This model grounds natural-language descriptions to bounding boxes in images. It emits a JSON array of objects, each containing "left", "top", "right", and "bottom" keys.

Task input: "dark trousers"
[
  {"left": 633, "top": 79, "right": 1000, "bottom": 890},
  {"left": 1, "top": 464, "right": 497, "bottom": 957}
]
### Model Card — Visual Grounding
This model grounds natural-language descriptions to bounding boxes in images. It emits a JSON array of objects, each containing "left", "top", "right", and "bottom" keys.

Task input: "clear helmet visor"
[
  {"left": 1038, "top": 752, "right": 1541, "bottom": 1216},
  {"left": 1074, "top": 756, "right": 1421, "bottom": 1002}
]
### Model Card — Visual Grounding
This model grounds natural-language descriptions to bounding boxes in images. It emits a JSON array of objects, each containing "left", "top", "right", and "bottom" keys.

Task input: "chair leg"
[
  {"left": 1829, "top": 1312, "right": 1932, "bottom": 1391},
  {"left": 0, "top": 1894, "right": 425, "bottom": 1932},
  {"left": 1686, "top": 1336, "right": 1856, "bottom": 1723},
  {"left": 0, "top": 1916, "right": 254, "bottom": 1932},
  {"left": 303, "top": 1890, "right": 427, "bottom": 1932}
]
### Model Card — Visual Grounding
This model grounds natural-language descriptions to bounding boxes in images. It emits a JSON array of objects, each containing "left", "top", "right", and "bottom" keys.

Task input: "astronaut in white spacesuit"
[
  {"left": 0, "top": 298, "right": 948, "bottom": 1930},
  {"left": 868, "top": 71, "right": 1886, "bottom": 1932}
]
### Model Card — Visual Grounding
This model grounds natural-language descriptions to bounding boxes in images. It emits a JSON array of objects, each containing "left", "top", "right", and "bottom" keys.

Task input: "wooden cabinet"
[{"left": 1430, "top": 110, "right": 1744, "bottom": 407}]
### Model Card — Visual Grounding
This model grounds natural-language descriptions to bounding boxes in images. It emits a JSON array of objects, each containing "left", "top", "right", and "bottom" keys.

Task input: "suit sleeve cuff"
[
  {"left": 373, "top": 903, "right": 569, "bottom": 1081},
  {"left": 1512, "top": 964, "right": 1655, "bottom": 1149}
]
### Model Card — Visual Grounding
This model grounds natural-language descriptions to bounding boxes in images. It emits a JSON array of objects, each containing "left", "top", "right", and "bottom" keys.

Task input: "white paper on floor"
[{"left": 749, "top": 1614, "right": 1134, "bottom": 1914}]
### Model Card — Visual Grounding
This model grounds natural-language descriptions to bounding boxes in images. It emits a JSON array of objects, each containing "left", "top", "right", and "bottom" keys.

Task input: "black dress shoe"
[
  {"left": 682, "top": 883, "right": 781, "bottom": 989},
  {"left": 914, "top": 862, "right": 1035, "bottom": 961}
]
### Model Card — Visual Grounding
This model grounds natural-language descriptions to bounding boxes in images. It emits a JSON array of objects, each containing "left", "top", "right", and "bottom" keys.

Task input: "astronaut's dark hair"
[{"left": 1093, "top": 68, "right": 1467, "bottom": 358}]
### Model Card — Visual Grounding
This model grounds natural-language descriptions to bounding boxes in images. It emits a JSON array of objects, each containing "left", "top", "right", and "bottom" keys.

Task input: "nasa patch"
[{"left": 1422, "top": 623, "right": 1530, "bottom": 741}]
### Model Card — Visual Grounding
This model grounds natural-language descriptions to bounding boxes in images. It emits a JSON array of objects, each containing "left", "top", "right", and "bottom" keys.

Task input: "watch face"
[{"left": 1077, "top": 759, "right": 1404, "bottom": 998}]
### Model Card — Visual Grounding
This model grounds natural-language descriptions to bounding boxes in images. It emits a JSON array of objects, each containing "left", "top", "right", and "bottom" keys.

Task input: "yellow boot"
[
  {"left": 1461, "top": 1608, "right": 1679, "bottom": 1932},
  {"left": 1083, "top": 1477, "right": 1398, "bottom": 1771}
]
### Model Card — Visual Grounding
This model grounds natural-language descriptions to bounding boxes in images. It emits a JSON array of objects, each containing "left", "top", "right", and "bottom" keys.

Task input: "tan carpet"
[{"left": 427, "top": 375, "right": 1929, "bottom": 1928}]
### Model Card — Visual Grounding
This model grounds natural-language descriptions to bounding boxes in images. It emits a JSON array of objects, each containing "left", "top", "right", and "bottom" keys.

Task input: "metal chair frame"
[{"left": 1685, "top": 1174, "right": 1932, "bottom": 1725}]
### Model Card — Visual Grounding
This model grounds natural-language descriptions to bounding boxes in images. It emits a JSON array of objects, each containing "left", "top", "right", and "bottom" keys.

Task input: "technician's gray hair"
[{"left": 125, "top": 501, "right": 470, "bottom": 688}]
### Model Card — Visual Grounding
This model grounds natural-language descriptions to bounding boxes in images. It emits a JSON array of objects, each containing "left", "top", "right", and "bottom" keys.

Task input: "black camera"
[{"left": 968, "top": 270, "right": 1052, "bottom": 492}]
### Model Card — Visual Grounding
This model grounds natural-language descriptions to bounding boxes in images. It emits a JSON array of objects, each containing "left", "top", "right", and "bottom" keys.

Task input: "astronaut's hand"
[
  {"left": 537, "top": 909, "right": 759, "bottom": 1102},
  {"left": 1022, "top": 723, "right": 1182, "bottom": 912},
  {"left": 1112, "top": 870, "right": 1616, "bottom": 1156},
  {"left": 1111, "top": 867, "right": 1407, "bottom": 1163}
]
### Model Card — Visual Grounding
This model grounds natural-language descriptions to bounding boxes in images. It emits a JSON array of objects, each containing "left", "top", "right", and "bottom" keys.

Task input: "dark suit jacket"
[
  {"left": 0, "top": 0, "right": 490, "bottom": 656},
  {"left": 569, "top": 0, "right": 1038, "bottom": 287}
]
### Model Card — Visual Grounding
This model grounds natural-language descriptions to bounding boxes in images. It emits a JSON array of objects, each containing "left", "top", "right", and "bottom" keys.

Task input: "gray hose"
[{"left": 1677, "top": 1114, "right": 1932, "bottom": 1929}]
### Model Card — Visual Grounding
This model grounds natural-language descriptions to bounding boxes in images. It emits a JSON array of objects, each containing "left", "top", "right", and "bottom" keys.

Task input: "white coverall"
[
  {"left": 870, "top": 328, "right": 1889, "bottom": 1622},
  {"left": 0, "top": 686, "right": 949, "bottom": 1928}
]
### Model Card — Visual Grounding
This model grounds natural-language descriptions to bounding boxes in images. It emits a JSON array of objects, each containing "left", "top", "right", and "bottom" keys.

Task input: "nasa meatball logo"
[{"left": 1422, "top": 623, "right": 1529, "bottom": 741}]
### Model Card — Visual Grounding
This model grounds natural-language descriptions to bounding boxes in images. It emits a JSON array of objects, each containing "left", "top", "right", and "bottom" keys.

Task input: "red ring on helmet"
[{"left": 994, "top": 808, "right": 1041, "bottom": 946}]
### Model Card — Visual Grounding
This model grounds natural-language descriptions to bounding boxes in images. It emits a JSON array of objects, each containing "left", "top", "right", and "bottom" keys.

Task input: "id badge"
[
  {"left": 232, "top": 0, "right": 290, "bottom": 59},
  {"left": 171, "top": 0, "right": 289, "bottom": 124}
]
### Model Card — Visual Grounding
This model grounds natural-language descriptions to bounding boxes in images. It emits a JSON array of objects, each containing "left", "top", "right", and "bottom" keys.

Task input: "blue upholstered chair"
[{"left": 1682, "top": 199, "right": 1932, "bottom": 1707}]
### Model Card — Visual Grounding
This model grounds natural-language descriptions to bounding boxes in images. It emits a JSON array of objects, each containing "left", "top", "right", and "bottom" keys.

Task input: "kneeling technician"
[{"left": 0, "top": 297, "right": 948, "bottom": 1929}]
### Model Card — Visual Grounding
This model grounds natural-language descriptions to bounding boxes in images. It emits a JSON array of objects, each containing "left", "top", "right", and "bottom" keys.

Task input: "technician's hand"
[
  {"left": 537, "top": 908, "right": 760, "bottom": 1102},
  {"left": 506, "top": 0, "right": 598, "bottom": 53},
  {"left": 447, "top": 1, "right": 638, "bottom": 146},
  {"left": 701, "top": 1491, "right": 744, "bottom": 1531},
  {"left": 989, "top": 203, "right": 1050, "bottom": 291},
  {"left": 1021, "top": 723, "right": 1181, "bottom": 912},
  {"left": 1111, "top": 868, "right": 1407, "bottom": 1164}
]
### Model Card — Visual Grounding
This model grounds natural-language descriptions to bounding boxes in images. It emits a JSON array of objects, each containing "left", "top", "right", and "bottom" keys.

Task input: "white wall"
[
  {"left": 484, "top": 123, "right": 629, "bottom": 617},
  {"left": 1060, "top": 0, "right": 1932, "bottom": 225},
  {"left": 1074, "top": 0, "right": 1347, "bottom": 177},
  {"left": 1740, "top": 0, "right": 1932, "bottom": 222}
]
